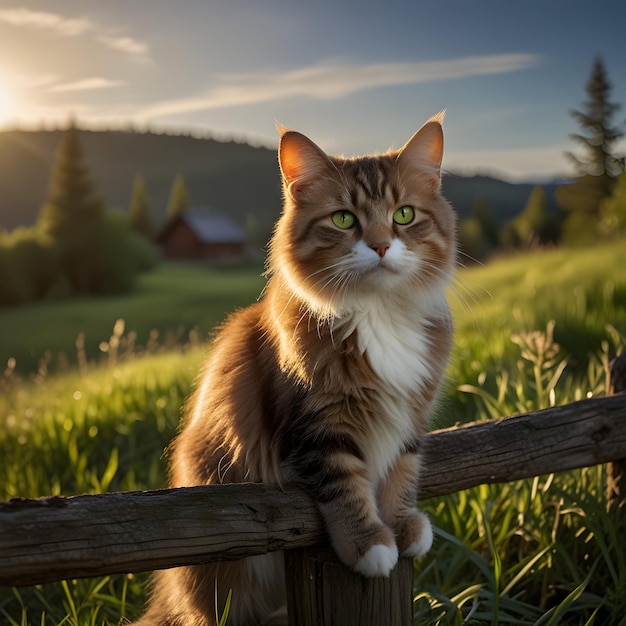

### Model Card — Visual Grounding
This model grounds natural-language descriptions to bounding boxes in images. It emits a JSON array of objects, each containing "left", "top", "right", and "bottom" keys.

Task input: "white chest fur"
[
  {"left": 341, "top": 289, "right": 442, "bottom": 392},
  {"left": 338, "top": 289, "right": 447, "bottom": 481}
]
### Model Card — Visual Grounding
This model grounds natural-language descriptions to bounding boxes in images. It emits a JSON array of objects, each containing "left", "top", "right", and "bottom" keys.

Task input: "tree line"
[
  {"left": 0, "top": 121, "right": 194, "bottom": 307},
  {"left": 0, "top": 57, "right": 624, "bottom": 306},
  {"left": 459, "top": 56, "right": 625, "bottom": 262}
]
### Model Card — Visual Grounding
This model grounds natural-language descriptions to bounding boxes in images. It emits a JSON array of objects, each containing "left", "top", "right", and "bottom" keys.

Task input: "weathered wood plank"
[
  {"left": 284, "top": 547, "right": 413, "bottom": 626},
  {"left": 1, "top": 394, "right": 625, "bottom": 587},
  {"left": 0, "top": 484, "right": 325, "bottom": 586},
  {"left": 419, "top": 393, "right": 626, "bottom": 498}
]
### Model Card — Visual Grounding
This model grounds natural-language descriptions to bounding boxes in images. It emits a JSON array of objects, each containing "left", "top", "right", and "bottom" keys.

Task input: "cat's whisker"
[
  {"left": 310, "top": 266, "right": 354, "bottom": 302},
  {"left": 321, "top": 267, "right": 360, "bottom": 310},
  {"left": 456, "top": 249, "right": 486, "bottom": 269},
  {"left": 217, "top": 452, "right": 235, "bottom": 484},
  {"left": 293, "top": 307, "right": 311, "bottom": 337},
  {"left": 451, "top": 275, "right": 493, "bottom": 332},
  {"left": 411, "top": 259, "right": 477, "bottom": 327}
]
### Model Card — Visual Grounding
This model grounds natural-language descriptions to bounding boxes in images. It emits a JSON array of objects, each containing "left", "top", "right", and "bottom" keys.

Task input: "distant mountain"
[
  {"left": 441, "top": 172, "right": 560, "bottom": 223},
  {"left": 0, "top": 128, "right": 560, "bottom": 234}
]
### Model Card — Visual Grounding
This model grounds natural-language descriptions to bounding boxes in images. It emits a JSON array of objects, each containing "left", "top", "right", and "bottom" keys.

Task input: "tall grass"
[
  {"left": 1, "top": 239, "right": 626, "bottom": 624},
  {"left": 416, "top": 321, "right": 626, "bottom": 625},
  {"left": 1, "top": 348, "right": 205, "bottom": 624}
]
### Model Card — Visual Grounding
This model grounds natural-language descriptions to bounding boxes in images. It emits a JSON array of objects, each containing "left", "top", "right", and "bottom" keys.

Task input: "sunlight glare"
[{"left": 0, "top": 77, "right": 16, "bottom": 126}]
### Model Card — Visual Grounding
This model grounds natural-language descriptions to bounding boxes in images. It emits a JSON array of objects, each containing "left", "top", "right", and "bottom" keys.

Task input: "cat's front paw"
[
  {"left": 353, "top": 543, "right": 399, "bottom": 577},
  {"left": 400, "top": 516, "right": 433, "bottom": 558},
  {"left": 396, "top": 509, "right": 433, "bottom": 558}
]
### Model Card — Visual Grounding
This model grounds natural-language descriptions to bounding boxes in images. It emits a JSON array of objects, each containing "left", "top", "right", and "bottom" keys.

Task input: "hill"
[{"left": 0, "top": 127, "right": 559, "bottom": 234}]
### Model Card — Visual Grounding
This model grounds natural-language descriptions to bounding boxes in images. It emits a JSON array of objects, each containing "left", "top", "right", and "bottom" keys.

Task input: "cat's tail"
[{"left": 129, "top": 554, "right": 286, "bottom": 626}]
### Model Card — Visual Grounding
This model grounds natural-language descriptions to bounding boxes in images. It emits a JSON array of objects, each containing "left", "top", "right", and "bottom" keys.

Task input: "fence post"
[
  {"left": 607, "top": 352, "right": 626, "bottom": 510},
  {"left": 284, "top": 546, "right": 413, "bottom": 626}
]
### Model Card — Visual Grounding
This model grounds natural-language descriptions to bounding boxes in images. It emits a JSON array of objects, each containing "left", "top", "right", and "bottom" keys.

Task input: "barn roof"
[
  {"left": 160, "top": 207, "right": 246, "bottom": 244},
  {"left": 182, "top": 207, "right": 246, "bottom": 243}
]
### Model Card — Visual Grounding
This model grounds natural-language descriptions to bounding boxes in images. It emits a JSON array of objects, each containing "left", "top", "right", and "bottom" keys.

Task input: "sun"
[{"left": 0, "top": 77, "right": 16, "bottom": 126}]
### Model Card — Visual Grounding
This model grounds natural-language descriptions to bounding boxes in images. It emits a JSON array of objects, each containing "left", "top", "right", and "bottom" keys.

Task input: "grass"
[
  {"left": 0, "top": 262, "right": 265, "bottom": 375},
  {"left": 416, "top": 324, "right": 626, "bottom": 624},
  {"left": 1, "top": 238, "right": 626, "bottom": 624}
]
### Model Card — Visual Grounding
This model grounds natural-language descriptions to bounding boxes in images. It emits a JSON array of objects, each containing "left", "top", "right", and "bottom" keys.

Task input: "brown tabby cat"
[{"left": 132, "top": 113, "right": 456, "bottom": 626}]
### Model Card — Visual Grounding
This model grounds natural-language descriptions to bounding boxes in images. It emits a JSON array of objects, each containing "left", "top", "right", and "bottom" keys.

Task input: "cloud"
[
  {"left": 0, "top": 7, "right": 91, "bottom": 36},
  {"left": 98, "top": 35, "right": 149, "bottom": 57},
  {"left": 445, "top": 144, "right": 573, "bottom": 182},
  {"left": 140, "top": 53, "right": 540, "bottom": 119},
  {"left": 49, "top": 77, "right": 125, "bottom": 93},
  {"left": 0, "top": 7, "right": 150, "bottom": 59},
  {"left": 19, "top": 73, "right": 62, "bottom": 89}
]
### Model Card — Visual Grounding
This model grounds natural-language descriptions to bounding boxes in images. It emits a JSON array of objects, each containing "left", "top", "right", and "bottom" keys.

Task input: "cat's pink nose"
[{"left": 370, "top": 242, "right": 390, "bottom": 257}]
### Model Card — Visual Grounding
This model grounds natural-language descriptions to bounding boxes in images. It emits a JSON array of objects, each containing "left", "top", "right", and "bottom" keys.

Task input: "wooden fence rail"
[{"left": 1, "top": 394, "right": 625, "bottom": 589}]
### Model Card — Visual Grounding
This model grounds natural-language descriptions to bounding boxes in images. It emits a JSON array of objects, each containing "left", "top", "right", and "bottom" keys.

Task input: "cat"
[{"left": 132, "top": 112, "right": 456, "bottom": 626}]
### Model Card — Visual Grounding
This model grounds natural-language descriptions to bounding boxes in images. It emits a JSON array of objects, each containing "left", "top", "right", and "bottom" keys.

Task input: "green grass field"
[
  {"left": 1, "top": 263, "right": 266, "bottom": 375},
  {"left": 1, "top": 239, "right": 626, "bottom": 624}
]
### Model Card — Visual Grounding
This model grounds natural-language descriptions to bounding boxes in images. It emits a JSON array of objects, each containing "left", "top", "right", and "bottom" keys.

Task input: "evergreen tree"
[
  {"left": 166, "top": 174, "right": 191, "bottom": 219},
  {"left": 457, "top": 217, "right": 492, "bottom": 263},
  {"left": 457, "top": 196, "right": 500, "bottom": 263},
  {"left": 517, "top": 186, "right": 547, "bottom": 244},
  {"left": 38, "top": 120, "right": 104, "bottom": 239},
  {"left": 472, "top": 194, "right": 499, "bottom": 249},
  {"left": 129, "top": 174, "right": 155, "bottom": 238},
  {"left": 566, "top": 57, "right": 624, "bottom": 181},
  {"left": 498, "top": 220, "right": 522, "bottom": 250},
  {"left": 37, "top": 119, "right": 105, "bottom": 293},
  {"left": 556, "top": 57, "right": 625, "bottom": 243},
  {"left": 515, "top": 186, "right": 560, "bottom": 246}
]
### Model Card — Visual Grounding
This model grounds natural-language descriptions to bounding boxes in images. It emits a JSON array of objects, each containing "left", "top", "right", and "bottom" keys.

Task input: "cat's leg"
[
  {"left": 289, "top": 434, "right": 398, "bottom": 577},
  {"left": 377, "top": 450, "right": 433, "bottom": 558}
]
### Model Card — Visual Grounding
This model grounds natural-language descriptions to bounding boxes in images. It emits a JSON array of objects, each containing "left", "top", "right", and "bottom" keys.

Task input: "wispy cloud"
[
  {"left": 0, "top": 7, "right": 91, "bottom": 36},
  {"left": 48, "top": 77, "right": 125, "bottom": 93},
  {"left": 98, "top": 35, "right": 149, "bottom": 57},
  {"left": 0, "top": 7, "right": 150, "bottom": 59},
  {"left": 140, "top": 54, "right": 540, "bottom": 119}
]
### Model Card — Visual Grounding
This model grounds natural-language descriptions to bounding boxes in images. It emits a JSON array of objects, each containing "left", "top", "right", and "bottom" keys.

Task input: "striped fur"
[{"left": 132, "top": 114, "right": 456, "bottom": 626}]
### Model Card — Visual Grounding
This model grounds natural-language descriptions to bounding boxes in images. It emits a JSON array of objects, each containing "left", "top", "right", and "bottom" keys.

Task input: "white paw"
[
  {"left": 353, "top": 543, "right": 399, "bottom": 577},
  {"left": 401, "top": 518, "right": 433, "bottom": 558}
]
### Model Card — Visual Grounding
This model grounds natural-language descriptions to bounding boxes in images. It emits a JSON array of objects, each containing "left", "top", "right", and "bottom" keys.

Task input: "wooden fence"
[{"left": 1, "top": 392, "right": 626, "bottom": 625}]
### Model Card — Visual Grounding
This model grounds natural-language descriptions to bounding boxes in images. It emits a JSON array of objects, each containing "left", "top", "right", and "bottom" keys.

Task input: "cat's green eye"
[
  {"left": 332, "top": 211, "right": 356, "bottom": 229},
  {"left": 393, "top": 206, "right": 415, "bottom": 225}
]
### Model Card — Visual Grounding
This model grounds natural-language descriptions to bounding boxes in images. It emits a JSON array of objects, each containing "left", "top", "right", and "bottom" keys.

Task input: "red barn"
[{"left": 157, "top": 207, "right": 247, "bottom": 261}]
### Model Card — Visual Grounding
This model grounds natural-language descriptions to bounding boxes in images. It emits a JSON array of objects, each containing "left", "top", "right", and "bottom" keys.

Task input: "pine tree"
[
  {"left": 556, "top": 57, "right": 625, "bottom": 243},
  {"left": 166, "top": 174, "right": 191, "bottom": 219},
  {"left": 566, "top": 57, "right": 624, "bottom": 181},
  {"left": 515, "top": 186, "right": 560, "bottom": 246},
  {"left": 37, "top": 119, "right": 105, "bottom": 293},
  {"left": 129, "top": 174, "right": 155, "bottom": 238},
  {"left": 472, "top": 194, "right": 499, "bottom": 249},
  {"left": 38, "top": 120, "right": 104, "bottom": 237}
]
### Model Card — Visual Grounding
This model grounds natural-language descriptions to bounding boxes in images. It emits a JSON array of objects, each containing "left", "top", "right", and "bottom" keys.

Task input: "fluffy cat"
[{"left": 132, "top": 113, "right": 456, "bottom": 626}]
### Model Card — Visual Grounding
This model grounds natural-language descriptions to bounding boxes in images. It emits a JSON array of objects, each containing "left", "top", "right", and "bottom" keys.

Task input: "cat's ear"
[
  {"left": 397, "top": 112, "right": 445, "bottom": 188},
  {"left": 278, "top": 127, "right": 333, "bottom": 194}
]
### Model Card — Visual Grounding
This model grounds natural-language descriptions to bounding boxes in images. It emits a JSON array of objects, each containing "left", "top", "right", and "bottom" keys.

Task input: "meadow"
[{"left": 1, "top": 238, "right": 626, "bottom": 625}]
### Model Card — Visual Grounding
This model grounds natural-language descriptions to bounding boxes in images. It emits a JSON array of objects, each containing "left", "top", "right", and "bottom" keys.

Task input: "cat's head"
[{"left": 270, "top": 114, "right": 456, "bottom": 318}]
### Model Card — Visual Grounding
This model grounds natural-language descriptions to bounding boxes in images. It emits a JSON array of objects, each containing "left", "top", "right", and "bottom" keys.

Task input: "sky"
[{"left": 0, "top": 0, "right": 625, "bottom": 182}]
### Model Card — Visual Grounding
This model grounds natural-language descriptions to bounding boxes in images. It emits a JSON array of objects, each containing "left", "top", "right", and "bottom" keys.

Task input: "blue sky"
[{"left": 0, "top": 0, "right": 624, "bottom": 181}]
